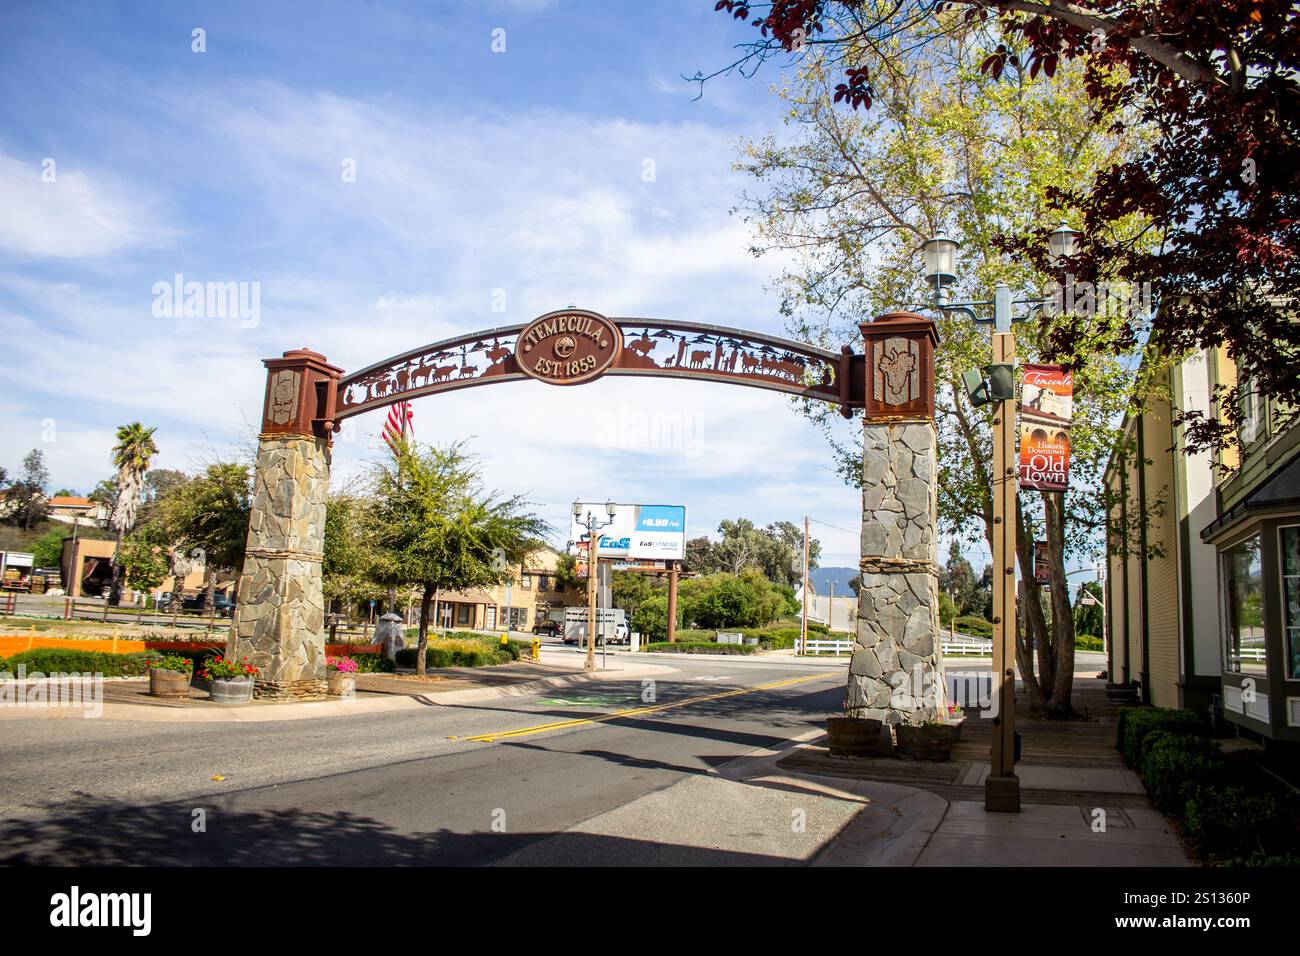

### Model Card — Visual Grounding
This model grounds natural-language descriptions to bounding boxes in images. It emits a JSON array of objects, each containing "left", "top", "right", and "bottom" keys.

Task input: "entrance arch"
[{"left": 235, "top": 308, "right": 946, "bottom": 729}]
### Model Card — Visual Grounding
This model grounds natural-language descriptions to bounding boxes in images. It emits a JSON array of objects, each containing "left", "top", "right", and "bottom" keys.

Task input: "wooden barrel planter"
[
  {"left": 826, "top": 717, "right": 883, "bottom": 758},
  {"left": 210, "top": 677, "right": 255, "bottom": 705},
  {"left": 1106, "top": 682, "right": 1140, "bottom": 704},
  {"left": 896, "top": 723, "right": 956, "bottom": 761},
  {"left": 327, "top": 674, "right": 356, "bottom": 698},
  {"left": 148, "top": 668, "right": 190, "bottom": 699}
]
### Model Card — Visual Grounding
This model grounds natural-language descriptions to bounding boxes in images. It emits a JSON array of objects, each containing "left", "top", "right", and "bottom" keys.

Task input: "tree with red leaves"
[{"left": 704, "top": 0, "right": 1299, "bottom": 452}]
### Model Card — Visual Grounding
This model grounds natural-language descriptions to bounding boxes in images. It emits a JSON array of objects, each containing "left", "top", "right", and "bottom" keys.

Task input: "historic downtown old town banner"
[{"left": 1018, "top": 364, "right": 1073, "bottom": 492}]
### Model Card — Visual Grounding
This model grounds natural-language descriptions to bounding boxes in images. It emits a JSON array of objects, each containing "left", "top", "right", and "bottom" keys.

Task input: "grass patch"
[{"left": 644, "top": 641, "right": 762, "bottom": 655}]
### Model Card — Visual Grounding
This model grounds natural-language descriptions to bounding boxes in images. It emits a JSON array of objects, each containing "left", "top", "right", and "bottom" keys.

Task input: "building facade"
[
  {"left": 1199, "top": 350, "right": 1300, "bottom": 742},
  {"left": 1104, "top": 351, "right": 1222, "bottom": 714},
  {"left": 1106, "top": 348, "right": 1299, "bottom": 745},
  {"left": 436, "top": 545, "right": 581, "bottom": 632}
]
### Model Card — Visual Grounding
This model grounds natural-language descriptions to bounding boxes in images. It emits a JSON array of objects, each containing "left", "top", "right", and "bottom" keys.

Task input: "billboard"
[
  {"left": 570, "top": 503, "right": 687, "bottom": 562},
  {"left": 1018, "top": 365, "right": 1073, "bottom": 493}
]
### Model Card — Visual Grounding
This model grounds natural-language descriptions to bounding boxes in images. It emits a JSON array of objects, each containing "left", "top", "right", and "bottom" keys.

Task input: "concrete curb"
[
  {"left": 715, "top": 730, "right": 949, "bottom": 867},
  {"left": 0, "top": 661, "right": 676, "bottom": 723}
]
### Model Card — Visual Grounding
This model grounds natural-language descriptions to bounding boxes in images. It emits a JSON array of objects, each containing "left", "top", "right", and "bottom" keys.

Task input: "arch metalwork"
[{"left": 335, "top": 312, "right": 865, "bottom": 422}]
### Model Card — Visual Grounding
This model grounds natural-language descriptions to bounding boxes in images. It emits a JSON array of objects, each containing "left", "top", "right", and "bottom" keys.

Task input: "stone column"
[
  {"left": 847, "top": 313, "right": 947, "bottom": 728},
  {"left": 233, "top": 349, "right": 342, "bottom": 699}
]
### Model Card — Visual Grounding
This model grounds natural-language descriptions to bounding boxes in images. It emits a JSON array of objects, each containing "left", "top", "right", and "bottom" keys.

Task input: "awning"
[{"left": 1202, "top": 450, "right": 1300, "bottom": 541}]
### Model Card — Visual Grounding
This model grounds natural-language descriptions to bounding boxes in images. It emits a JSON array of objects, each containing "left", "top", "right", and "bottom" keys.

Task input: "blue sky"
[{"left": 0, "top": 0, "right": 983, "bottom": 571}]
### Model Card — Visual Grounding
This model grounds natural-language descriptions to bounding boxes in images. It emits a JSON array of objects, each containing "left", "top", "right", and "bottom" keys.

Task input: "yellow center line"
[{"left": 454, "top": 671, "right": 834, "bottom": 743}]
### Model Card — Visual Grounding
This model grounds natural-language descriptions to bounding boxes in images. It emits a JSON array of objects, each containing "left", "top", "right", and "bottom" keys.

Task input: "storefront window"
[
  {"left": 1282, "top": 526, "right": 1300, "bottom": 679},
  {"left": 1224, "top": 534, "right": 1267, "bottom": 674}
]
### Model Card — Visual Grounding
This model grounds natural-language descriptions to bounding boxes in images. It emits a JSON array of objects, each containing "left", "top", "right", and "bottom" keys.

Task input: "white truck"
[
  {"left": 0, "top": 551, "right": 35, "bottom": 592},
  {"left": 563, "top": 606, "right": 629, "bottom": 647}
]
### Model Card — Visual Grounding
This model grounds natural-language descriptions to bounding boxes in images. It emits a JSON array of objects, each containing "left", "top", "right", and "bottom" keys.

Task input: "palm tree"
[{"left": 106, "top": 423, "right": 159, "bottom": 605}]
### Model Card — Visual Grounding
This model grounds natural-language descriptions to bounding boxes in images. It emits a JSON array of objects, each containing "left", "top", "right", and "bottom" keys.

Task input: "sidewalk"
[
  {"left": 494, "top": 677, "right": 1188, "bottom": 866},
  {"left": 777, "top": 677, "right": 1189, "bottom": 865},
  {"left": 0, "top": 651, "right": 673, "bottom": 722}
]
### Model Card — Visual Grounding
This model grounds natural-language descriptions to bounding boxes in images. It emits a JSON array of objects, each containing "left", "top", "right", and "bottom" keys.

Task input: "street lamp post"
[
  {"left": 572, "top": 500, "right": 617, "bottom": 673},
  {"left": 920, "top": 220, "right": 1080, "bottom": 815}
]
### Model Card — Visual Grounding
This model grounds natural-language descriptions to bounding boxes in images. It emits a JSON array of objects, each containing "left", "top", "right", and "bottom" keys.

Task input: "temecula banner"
[{"left": 1018, "top": 364, "right": 1073, "bottom": 492}]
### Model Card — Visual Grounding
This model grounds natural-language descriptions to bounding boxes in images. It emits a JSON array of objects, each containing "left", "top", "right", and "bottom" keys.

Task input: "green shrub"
[
  {"left": 1224, "top": 851, "right": 1300, "bottom": 867},
  {"left": 644, "top": 641, "right": 760, "bottom": 655},
  {"left": 349, "top": 653, "right": 395, "bottom": 673},
  {"left": 1075, "top": 634, "right": 1104, "bottom": 651},
  {"left": 1183, "top": 785, "right": 1292, "bottom": 858},
  {"left": 0, "top": 649, "right": 156, "bottom": 677},
  {"left": 1140, "top": 733, "right": 1224, "bottom": 810},
  {"left": 807, "top": 621, "right": 829, "bottom": 635},
  {"left": 1117, "top": 706, "right": 1205, "bottom": 768},
  {"left": 395, "top": 644, "right": 509, "bottom": 669},
  {"left": 953, "top": 615, "right": 993, "bottom": 639}
]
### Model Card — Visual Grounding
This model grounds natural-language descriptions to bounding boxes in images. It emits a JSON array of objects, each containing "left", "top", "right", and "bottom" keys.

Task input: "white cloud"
[
  {"left": 2, "top": 81, "right": 860, "bottom": 551},
  {"left": 0, "top": 149, "right": 171, "bottom": 258}
]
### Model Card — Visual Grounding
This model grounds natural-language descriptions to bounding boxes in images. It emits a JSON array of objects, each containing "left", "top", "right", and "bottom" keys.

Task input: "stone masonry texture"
[
  {"left": 233, "top": 435, "right": 331, "bottom": 699},
  {"left": 848, "top": 420, "right": 947, "bottom": 726}
]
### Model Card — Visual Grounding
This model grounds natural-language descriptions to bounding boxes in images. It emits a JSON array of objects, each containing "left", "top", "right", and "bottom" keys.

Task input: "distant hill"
[{"left": 806, "top": 566, "right": 858, "bottom": 596}]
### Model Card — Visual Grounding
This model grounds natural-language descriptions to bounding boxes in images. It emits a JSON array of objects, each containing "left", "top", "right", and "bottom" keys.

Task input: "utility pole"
[
  {"left": 987, "top": 316, "right": 1021, "bottom": 812},
  {"left": 586, "top": 540, "right": 597, "bottom": 673},
  {"left": 801, "top": 515, "right": 809, "bottom": 654},
  {"left": 666, "top": 560, "right": 679, "bottom": 644},
  {"left": 924, "top": 225, "right": 1081, "bottom": 815},
  {"left": 573, "top": 500, "right": 617, "bottom": 673}
]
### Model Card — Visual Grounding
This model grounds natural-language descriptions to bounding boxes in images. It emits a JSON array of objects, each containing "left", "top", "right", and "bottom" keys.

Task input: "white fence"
[
  {"left": 800, "top": 638, "right": 853, "bottom": 655},
  {"left": 798, "top": 636, "right": 993, "bottom": 656},
  {"left": 942, "top": 638, "right": 992, "bottom": 655}
]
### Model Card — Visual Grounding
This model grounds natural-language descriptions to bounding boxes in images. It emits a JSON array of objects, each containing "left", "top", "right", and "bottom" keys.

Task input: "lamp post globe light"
[
  {"left": 919, "top": 220, "right": 1080, "bottom": 814},
  {"left": 1047, "top": 220, "right": 1081, "bottom": 267}
]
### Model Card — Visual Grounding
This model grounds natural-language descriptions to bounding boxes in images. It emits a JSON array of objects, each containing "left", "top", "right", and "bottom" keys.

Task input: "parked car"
[
  {"left": 157, "top": 592, "right": 235, "bottom": 617},
  {"left": 532, "top": 619, "right": 562, "bottom": 637}
]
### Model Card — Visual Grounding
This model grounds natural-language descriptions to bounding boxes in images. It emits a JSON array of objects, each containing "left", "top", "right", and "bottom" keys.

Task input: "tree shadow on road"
[{"left": 0, "top": 794, "right": 792, "bottom": 867}]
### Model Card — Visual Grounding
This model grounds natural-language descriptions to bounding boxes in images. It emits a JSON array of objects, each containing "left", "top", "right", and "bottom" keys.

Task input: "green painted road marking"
[{"left": 534, "top": 693, "right": 637, "bottom": 708}]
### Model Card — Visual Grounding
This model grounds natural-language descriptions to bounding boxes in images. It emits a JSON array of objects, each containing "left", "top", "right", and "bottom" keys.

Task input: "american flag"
[{"left": 382, "top": 400, "right": 413, "bottom": 454}]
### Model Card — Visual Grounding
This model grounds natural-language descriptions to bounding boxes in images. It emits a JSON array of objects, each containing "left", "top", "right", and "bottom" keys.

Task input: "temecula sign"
[{"left": 516, "top": 308, "right": 622, "bottom": 386}]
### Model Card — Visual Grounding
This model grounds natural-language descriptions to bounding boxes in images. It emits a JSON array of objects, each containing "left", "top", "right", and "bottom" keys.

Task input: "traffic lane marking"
[{"left": 452, "top": 671, "right": 838, "bottom": 743}]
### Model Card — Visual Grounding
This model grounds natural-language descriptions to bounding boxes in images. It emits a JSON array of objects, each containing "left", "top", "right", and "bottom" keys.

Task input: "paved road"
[{"left": 0, "top": 655, "right": 849, "bottom": 866}]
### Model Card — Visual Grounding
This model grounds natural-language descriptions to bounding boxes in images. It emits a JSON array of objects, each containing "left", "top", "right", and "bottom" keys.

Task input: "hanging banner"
[
  {"left": 1034, "top": 540, "right": 1051, "bottom": 585},
  {"left": 1018, "top": 365, "right": 1073, "bottom": 492}
]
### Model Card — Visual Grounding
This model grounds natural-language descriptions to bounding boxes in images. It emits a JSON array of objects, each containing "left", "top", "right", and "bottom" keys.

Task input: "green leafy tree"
[
  {"left": 678, "top": 569, "right": 787, "bottom": 629},
  {"left": 363, "top": 441, "right": 547, "bottom": 675},
  {"left": 734, "top": 29, "right": 1148, "bottom": 715},
  {"left": 611, "top": 570, "right": 657, "bottom": 628},
  {"left": 30, "top": 528, "right": 65, "bottom": 570},
  {"left": 633, "top": 593, "right": 674, "bottom": 641},
  {"left": 118, "top": 522, "right": 171, "bottom": 595},
  {"left": 683, "top": 536, "right": 720, "bottom": 574},
  {"left": 160, "top": 463, "right": 252, "bottom": 611},
  {"left": 1073, "top": 579, "right": 1104, "bottom": 639},
  {"left": 106, "top": 423, "right": 159, "bottom": 605},
  {"left": 554, "top": 551, "right": 585, "bottom": 593},
  {"left": 5, "top": 450, "right": 50, "bottom": 530},
  {"left": 323, "top": 491, "right": 379, "bottom": 609}
]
